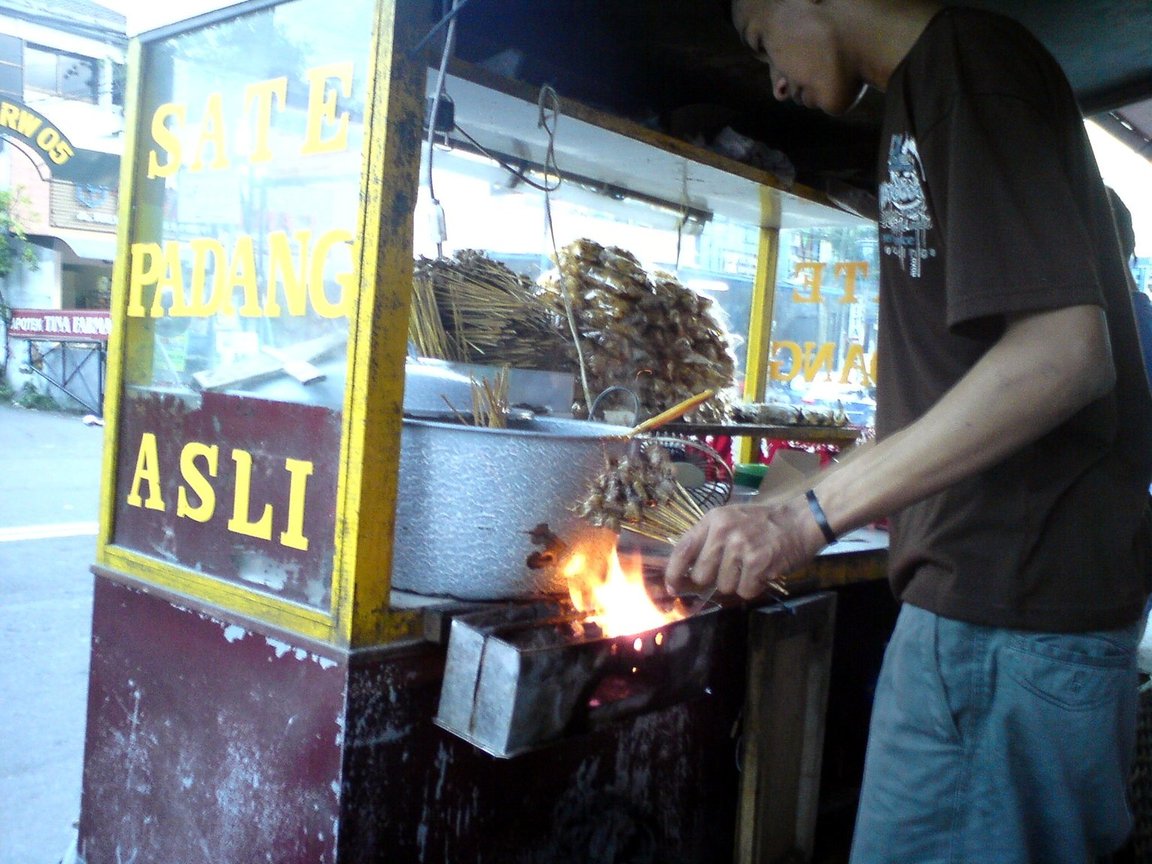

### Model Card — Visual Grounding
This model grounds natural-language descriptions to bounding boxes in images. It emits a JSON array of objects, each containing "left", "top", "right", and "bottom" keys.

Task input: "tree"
[{"left": 0, "top": 187, "right": 41, "bottom": 379}]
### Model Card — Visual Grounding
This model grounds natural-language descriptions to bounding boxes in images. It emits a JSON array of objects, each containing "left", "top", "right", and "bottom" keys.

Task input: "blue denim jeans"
[{"left": 850, "top": 603, "right": 1140, "bottom": 864}]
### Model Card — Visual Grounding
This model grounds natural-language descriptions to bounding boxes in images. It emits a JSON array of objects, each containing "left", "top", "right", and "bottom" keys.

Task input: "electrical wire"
[
  {"left": 410, "top": 0, "right": 476, "bottom": 57},
  {"left": 423, "top": 0, "right": 463, "bottom": 258},
  {"left": 675, "top": 164, "right": 692, "bottom": 272},
  {"left": 534, "top": 85, "right": 595, "bottom": 415},
  {"left": 537, "top": 83, "right": 563, "bottom": 256},
  {"left": 537, "top": 85, "right": 562, "bottom": 199},
  {"left": 675, "top": 213, "right": 685, "bottom": 272},
  {"left": 452, "top": 125, "right": 561, "bottom": 193}
]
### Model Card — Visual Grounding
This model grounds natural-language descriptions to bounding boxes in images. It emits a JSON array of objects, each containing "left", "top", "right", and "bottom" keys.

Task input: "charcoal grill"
[{"left": 434, "top": 597, "right": 721, "bottom": 758}]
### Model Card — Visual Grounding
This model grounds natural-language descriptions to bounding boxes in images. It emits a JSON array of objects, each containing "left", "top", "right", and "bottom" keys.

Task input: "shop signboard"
[
  {"left": 50, "top": 181, "right": 119, "bottom": 231},
  {"left": 109, "top": 0, "right": 373, "bottom": 615},
  {"left": 0, "top": 98, "right": 77, "bottom": 168},
  {"left": 9, "top": 308, "right": 112, "bottom": 342}
]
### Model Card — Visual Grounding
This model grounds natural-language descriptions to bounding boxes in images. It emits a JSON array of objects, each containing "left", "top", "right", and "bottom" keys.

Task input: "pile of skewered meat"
[
  {"left": 539, "top": 239, "right": 735, "bottom": 422},
  {"left": 731, "top": 399, "right": 850, "bottom": 427},
  {"left": 575, "top": 442, "right": 705, "bottom": 544}
]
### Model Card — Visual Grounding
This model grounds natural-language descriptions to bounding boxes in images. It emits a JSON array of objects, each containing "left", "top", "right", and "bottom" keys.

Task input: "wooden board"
[{"left": 737, "top": 591, "right": 838, "bottom": 863}]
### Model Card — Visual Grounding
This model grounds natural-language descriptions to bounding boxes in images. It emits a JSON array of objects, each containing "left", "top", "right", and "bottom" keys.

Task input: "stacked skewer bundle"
[
  {"left": 409, "top": 250, "right": 572, "bottom": 370},
  {"left": 576, "top": 437, "right": 791, "bottom": 602},
  {"left": 538, "top": 238, "right": 736, "bottom": 423}
]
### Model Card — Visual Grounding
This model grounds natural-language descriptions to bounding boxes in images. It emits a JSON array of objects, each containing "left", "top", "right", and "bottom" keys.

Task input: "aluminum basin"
[{"left": 392, "top": 416, "right": 629, "bottom": 599}]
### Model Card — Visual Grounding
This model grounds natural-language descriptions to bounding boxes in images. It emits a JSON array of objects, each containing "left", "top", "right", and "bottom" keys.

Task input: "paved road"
[{"left": 0, "top": 404, "right": 104, "bottom": 864}]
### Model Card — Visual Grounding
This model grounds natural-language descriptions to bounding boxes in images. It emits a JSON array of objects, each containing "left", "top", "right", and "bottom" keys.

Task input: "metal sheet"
[
  {"left": 434, "top": 71, "right": 872, "bottom": 231},
  {"left": 436, "top": 601, "right": 721, "bottom": 757}
]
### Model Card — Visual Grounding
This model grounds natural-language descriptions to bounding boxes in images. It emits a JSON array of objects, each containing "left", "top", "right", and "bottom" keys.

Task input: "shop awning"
[
  {"left": 57, "top": 234, "right": 116, "bottom": 262},
  {"left": 52, "top": 148, "right": 121, "bottom": 186}
]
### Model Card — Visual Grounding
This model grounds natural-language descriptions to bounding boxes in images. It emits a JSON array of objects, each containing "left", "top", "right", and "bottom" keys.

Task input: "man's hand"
[{"left": 664, "top": 494, "right": 827, "bottom": 600}]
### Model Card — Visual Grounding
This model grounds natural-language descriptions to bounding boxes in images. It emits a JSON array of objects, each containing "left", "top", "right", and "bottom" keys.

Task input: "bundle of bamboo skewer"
[
  {"left": 469, "top": 366, "right": 510, "bottom": 429},
  {"left": 410, "top": 250, "right": 573, "bottom": 371},
  {"left": 434, "top": 366, "right": 513, "bottom": 429}
]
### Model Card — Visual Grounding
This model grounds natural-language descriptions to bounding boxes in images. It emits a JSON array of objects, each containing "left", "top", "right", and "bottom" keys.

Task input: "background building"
[{"left": 0, "top": 0, "right": 126, "bottom": 412}]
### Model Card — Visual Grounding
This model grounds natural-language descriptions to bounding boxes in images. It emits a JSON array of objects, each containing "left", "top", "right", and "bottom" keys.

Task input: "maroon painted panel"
[
  {"left": 112, "top": 390, "right": 341, "bottom": 608},
  {"left": 79, "top": 577, "right": 347, "bottom": 863},
  {"left": 80, "top": 575, "right": 747, "bottom": 863}
]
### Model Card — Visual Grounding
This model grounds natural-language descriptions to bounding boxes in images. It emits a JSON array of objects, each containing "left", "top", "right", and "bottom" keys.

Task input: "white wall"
[
  {"left": 8, "top": 241, "right": 61, "bottom": 309},
  {"left": 0, "top": 11, "right": 127, "bottom": 150}
]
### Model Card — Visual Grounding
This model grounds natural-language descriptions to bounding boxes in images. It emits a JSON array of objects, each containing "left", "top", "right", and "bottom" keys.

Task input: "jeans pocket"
[{"left": 1003, "top": 631, "right": 1135, "bottom": 712}]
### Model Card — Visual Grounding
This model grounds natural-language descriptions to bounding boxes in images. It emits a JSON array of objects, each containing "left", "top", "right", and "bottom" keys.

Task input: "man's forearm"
[
  {"left": 666, "top": 304, "right": 1115, "bottom": 598},
  {"left": 810, "top": 304, "right": 1115, "bottom": 536}
]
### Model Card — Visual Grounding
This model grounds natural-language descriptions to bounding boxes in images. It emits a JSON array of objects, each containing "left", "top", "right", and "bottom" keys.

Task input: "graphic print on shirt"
[{"left": 879, "top": 133, "right": 936, "bottom": 278}]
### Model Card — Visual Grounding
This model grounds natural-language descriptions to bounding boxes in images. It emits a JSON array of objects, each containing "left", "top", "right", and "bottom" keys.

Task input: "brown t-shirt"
[{"left": 875, "top": 7, "right": 1152, "bottom": 631}]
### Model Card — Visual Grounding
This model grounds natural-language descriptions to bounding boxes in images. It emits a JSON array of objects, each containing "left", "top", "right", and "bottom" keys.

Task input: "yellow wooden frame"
[
  {"left": 736, "top": 188, "right": 783, "bottom": 464},
  {"left": 331, "top": 0, "right": 427, "bottom": 647},
  {"left": 95, "top": 0, "right": 426, "bottom": 646}
]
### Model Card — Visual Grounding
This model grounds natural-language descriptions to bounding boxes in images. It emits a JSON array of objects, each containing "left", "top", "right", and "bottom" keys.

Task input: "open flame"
[{"left": 562, "top": 541, "right": 684, "bottom": 638}]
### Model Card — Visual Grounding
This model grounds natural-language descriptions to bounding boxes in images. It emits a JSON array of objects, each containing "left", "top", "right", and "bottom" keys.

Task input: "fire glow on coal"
[{"left": 562, "top": 544, "right": 685, "bottom": 638}]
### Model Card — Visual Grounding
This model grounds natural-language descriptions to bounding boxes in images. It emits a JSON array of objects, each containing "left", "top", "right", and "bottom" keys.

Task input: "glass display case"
[
  {"left": 102, "top": 0, "right": 380, "bottom": 625},
  {"left": 97, "top": 11, "right": 877, "bottom": 639},
  {"left": 415, "top": 69, "right": 875, "bottom": 420},
  {"left": 769, "top": 225, "right": 879, "bottom": 426}
]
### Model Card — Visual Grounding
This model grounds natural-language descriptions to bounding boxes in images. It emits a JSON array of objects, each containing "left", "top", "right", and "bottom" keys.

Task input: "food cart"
[{"left": 77, "top": 0, "right": 891, "bottom": 861}]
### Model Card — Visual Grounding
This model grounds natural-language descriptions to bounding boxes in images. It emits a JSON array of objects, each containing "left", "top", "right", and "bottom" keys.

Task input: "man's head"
[
  {"left": 730, "top": 0, "right": 864, "bottom": 115},
  {"left": 730, "top": 0, "right": 937, "bottom": 115}
]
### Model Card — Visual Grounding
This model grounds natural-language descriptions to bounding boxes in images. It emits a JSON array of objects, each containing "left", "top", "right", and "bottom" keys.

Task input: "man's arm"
[{"left": 665, "top": 304, "right": 1116, "bottom": 598}]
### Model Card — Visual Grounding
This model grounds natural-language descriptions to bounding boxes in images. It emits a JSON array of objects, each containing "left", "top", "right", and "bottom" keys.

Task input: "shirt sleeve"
[{"left": 914, "top": 67, "right": 1106, "bottom": 331}]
